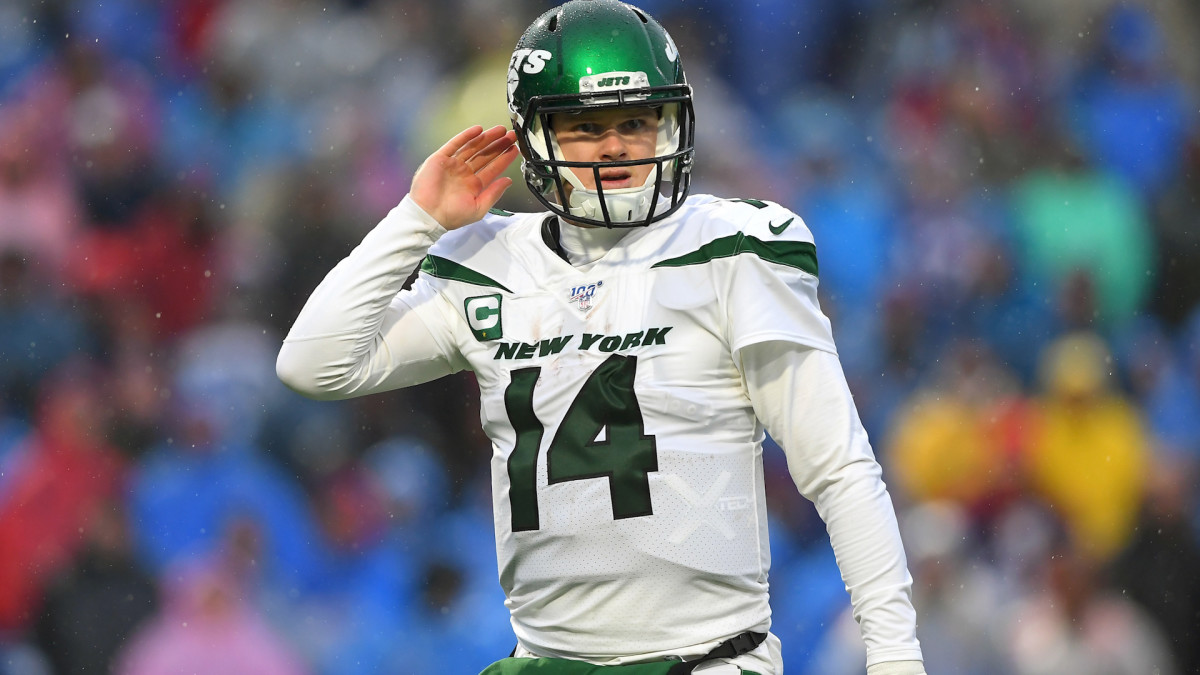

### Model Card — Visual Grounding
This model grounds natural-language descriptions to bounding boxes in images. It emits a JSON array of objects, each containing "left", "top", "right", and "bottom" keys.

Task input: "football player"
[{"left": 277, "top": 1, "right": 926, "bottom": 673}]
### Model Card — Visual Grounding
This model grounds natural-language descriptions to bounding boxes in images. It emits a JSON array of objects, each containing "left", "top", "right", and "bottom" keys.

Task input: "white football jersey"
[{"left": 396, "top": 194, "right": 836, "bottom": 658}]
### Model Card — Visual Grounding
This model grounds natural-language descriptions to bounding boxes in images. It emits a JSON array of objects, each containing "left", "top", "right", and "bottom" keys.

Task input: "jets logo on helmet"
[
  {"left": 507, "top": 0, "right": 696, "bottom": 228},
  {"left": 508, "top": 50, "right": 552, "bottom": 119}
]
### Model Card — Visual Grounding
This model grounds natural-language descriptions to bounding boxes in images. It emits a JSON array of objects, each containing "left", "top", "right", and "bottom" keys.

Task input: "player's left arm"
[
  {"left": 739, "top": 342, "right": 925, "bottom": 672},
  {"left": 866, "top": 661, "right": 928, "bottom": 675},
  {"left": 720, "top": 201, "right": 924, "bottom": 671}
]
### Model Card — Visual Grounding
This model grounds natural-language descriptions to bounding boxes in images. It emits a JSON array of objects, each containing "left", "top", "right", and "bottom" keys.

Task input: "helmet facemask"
[{"left": 516, "top": 87, "right": 695, "bottom": 228}]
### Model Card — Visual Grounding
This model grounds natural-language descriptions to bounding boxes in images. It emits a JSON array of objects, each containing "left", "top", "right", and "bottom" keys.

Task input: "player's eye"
[{"left": 572, "top": 122, "right": 603, "bottom": 134}]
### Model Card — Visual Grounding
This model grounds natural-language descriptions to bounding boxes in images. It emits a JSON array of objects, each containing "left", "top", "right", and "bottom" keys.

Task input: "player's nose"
[{"left": 597, "top": 130, "right": 628, "bottom": 162}]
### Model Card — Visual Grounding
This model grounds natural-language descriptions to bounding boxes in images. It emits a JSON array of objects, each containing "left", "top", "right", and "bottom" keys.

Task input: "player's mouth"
[{"left": 598, "top": 169, "right": 634, "bottom": 189}]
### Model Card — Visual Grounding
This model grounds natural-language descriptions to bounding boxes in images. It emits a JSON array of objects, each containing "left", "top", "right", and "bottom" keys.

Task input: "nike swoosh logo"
[{"left": 768, "top": 217, "right": 794, "bottom": 235}]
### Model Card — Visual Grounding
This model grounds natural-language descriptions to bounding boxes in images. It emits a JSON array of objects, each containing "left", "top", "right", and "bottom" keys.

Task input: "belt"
[{"left": 665, "top": 631, "right": 768, "bottom": 675}]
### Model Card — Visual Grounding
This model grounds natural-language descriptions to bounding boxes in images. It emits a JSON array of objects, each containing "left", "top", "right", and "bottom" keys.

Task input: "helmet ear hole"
[
  {"left": 632, "top": 8, "right": 648, "bottom": 23},
  {"left": 548, "top": 14, "right": 559, "bottom": 31}
]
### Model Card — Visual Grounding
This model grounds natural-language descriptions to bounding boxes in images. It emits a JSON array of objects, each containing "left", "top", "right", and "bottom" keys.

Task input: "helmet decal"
[
  {"left": 578, "top": 72, "right": 651, "bottom": 102},
  {"left": 508, "top": 49, "right": 553, "bottom": 120}
]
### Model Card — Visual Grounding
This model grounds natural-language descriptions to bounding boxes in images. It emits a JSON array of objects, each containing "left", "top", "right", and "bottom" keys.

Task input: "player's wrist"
[
  {"left": 405, "top": 192, "right": 452, "bottom": 229},
  {"left": 398, "top": 194, "right": 450, "bottom": 236},
  {"left": 866, "top": 660, "right": 926, "bottom": 675}
]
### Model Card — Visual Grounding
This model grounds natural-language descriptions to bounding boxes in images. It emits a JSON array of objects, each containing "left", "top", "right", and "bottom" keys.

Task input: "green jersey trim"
[
  {"left": 419, "top": 255, "right": 512, "bottom": 292},
  {"left": 650, "top": 232, "right": 818, "bottom": 276}
]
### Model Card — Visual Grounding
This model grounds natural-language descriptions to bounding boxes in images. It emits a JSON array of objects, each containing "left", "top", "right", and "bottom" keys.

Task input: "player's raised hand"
[{"left": 410, "top": 125, "right": 520, "bottom": 230}]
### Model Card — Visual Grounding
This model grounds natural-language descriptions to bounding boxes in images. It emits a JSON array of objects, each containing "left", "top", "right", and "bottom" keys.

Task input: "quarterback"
[{"left": 277, "top": 1, "right": 925, "bottom": 674}]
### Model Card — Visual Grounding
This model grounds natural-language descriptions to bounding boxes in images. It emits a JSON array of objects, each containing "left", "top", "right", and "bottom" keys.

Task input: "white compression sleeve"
[
  {"left": 276, "top": 195, "right": 466, "bottom": 400},
  {"left": 739, "top": 341, "right": 924, "bottom": 668},
  {"left": 867, "top": 660, "right": 927, "bottom": 675}
]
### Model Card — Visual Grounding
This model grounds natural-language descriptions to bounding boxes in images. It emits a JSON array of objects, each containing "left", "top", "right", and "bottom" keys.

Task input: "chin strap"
[{"left": 561, "top": 166, "right": 660, "bottom": 224}]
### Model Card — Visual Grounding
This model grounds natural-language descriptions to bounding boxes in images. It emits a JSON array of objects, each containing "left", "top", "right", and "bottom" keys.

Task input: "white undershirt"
[{"left": 557, "top": 219, "right": 631, "bottom": 270}]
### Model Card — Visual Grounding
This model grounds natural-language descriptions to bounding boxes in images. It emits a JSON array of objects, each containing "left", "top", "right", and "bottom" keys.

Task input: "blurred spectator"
[
  {"left": 1118, "top": 316, "right": 1200, "bottom": 463},
  {"left": 363, "top": 436, "right": 451, "bottom": 539},
  {"left": 105, "top": 347, "right": 170, "bottom": 461},
  {"left": 957, "top": 241, "right": 1056, "bottom": 384},
  {"left": 40, "top": 41, "right": 162, "bottom": 231},
  {"left": 157, "top": 61, "right": 300, "bottom": 199},
  {"left": 1070, "top": 4, "right": 1192, "bottom": 199},
  {"left": 0, "top": 250, "right": 90, "bottom": 419},
  {"left": 1024, "top": 332, "right": 1150, "bottom": 560},
  {"left": 888, "top": 341, "right": 1027, "bottom": 518},
  {"left": 765, "top": 529, "right": 847, "bottom": 674},
  {"left": 68, "top": 185, "right": 220, "bottom": 339},
  {"left": 263, "top": 169, "right": 370, "bottom": 338},
  {"left": 372, "top": 476, "right": 513, "bottom": 670},
  {"left": 0, "top": 404, "right": 29, "bottom": 497},
  {"left": 409, "top": 0, "right": 524, "bottom": 205},
  {"left": 902, "top": 502, "right": 1008, "bottom": 675},
  {"left": 32, "top": 500, "right": 158, "bottom": 674},
  {"left": 1150, "top": 128, "right": 1200, "bottom": 326},
  {"left": 1004, "top": 538, "right": 1177, "bottom": 675},
  {"left": 777, "top": 86, "right": 895, "bottom": 325},
  {"left": 127, "top": 389, "right": 323, "bottom": 587},
  {"left": 172, "top": 300, "right": 287, "bottom": 444},
  {"left": 0, "top": 107, "right": 82, "bottom": 273},
  {"left": 1109, "top": 459, "right": 1200, "bottom": 673},
  {"left": 0, "top": 366, "right": 126, "bottom": 632},
  {"left": 113, "top": 557, "right": 308, "bottom": 675},
  {"left": 1010, "top": 146, "right": 1154, "bottom": 326},
  {"left": 285, "top": 453, "right": 421, "bottom": 675},
  {"left": 386, "top": 554, "right": 514, "bottom": 673}
]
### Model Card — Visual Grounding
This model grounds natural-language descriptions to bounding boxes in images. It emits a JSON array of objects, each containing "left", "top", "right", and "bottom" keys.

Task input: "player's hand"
[{"left": 410, "top": 125, "right": 519, "bottom": 230}]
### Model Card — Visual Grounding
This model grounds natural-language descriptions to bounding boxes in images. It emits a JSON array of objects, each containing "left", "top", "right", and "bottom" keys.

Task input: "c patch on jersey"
[{"left": 465, "top": 294, "right": 503, "bottom": 341}]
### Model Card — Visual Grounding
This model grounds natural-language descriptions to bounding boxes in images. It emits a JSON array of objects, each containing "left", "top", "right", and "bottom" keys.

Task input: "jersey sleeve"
[
  {"left": 739, "top": 341, "right": 924, "bottom": 668},
  {"left": 276, "top": 195, "right": 469, "bottom": 400},
  {"left": 721, "top": 201, "right": 837, "bottom": 358}
]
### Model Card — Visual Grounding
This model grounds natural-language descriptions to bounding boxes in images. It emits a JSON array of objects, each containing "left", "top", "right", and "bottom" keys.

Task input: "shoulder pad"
[
  {"left": 427, "top": 216, "right": 508, "bottom": 262},
  {"left": 704, "top": 197, "right": 814, "bottom": 244},
  {"left": 422, "top": 210, "right": 544, "bottom": 293},
  {"left": 654, "top": 196, "right": 818, "bottom": 277}
]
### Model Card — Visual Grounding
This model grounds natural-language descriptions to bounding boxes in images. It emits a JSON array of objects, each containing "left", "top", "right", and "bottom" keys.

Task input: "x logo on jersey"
[{"left": 663, "top": 471, "right": 736, "bottom": 544}]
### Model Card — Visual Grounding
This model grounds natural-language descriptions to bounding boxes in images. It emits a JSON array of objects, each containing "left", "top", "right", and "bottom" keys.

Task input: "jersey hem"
[
  {"left": 732, "top": 331, "right": 838, "bottom": 357},
  {"left": 514, "top": 619, "right": 773, "bottom": 666}
]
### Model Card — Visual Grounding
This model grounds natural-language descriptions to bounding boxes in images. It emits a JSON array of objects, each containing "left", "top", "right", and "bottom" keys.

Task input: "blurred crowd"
[{"left": 0, "top": 0, "right": 1197, "bottom": 673}]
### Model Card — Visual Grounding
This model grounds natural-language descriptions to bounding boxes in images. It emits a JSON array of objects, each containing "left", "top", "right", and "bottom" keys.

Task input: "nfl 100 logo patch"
[{"left": 568, "top": 281, "right": 603, "bottom": 312}]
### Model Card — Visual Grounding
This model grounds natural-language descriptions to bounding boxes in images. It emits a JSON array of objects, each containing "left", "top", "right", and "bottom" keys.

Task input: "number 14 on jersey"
[{"left": 504, "top": 354, "right": 659, "bottom": 532}]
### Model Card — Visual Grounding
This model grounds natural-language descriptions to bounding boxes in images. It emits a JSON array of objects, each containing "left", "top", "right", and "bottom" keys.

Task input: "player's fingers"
[
  {"left": 477, "top": 176, "right": 514, "bottom": 210},
  {"left": 475, "top": 144, "right": 520, "bottom": 186},
  {"left": 454, "top": 125, "right": 508, "bottom": 161},
  {"left": 467, "top": 131, "right": 517, "bottom": 171},
  {"left": 435, "top": 125, "right": 485, "bottom": 157}
]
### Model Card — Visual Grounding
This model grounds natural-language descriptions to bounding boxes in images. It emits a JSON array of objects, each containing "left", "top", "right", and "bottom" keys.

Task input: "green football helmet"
[{"left": 507, "top": 0, "right": 695, "bottom": 228}]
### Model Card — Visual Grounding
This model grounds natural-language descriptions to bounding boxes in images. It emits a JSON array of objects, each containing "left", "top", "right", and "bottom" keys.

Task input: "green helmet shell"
[
  {"left": 508, "top": 0, "right": 686, "bottom": 123},
  {"left": 507, "top": 0, "right": 696, "bottom": 228}
]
